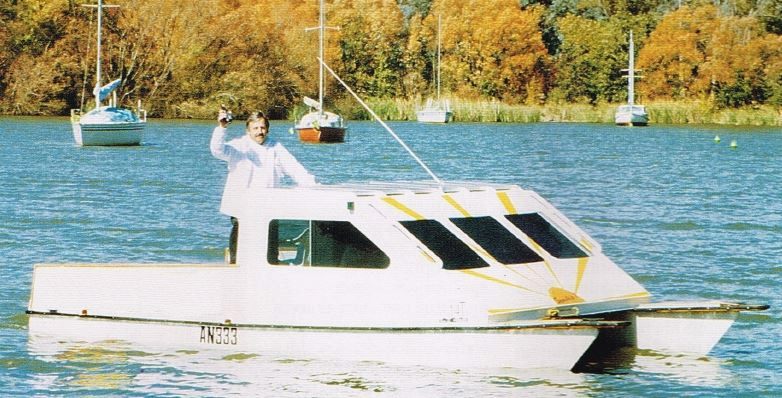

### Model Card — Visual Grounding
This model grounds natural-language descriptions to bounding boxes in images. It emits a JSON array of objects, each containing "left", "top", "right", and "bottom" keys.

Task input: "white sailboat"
[
  {"left": 615, "top": 31, "right": 648, "bottom": 126},
  {"left": 71, "top": 0, "right": 146, "bottom": 146},
  {"left": 417, "top": 15, "right": 452, "bottom": 123},
  {"left": 294, "top": 0, "right": 346, "bottom": 143}
]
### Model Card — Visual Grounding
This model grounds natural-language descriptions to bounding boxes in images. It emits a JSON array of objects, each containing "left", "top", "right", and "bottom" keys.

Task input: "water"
[{"left": 1, "top": 117, "right": 780, "bottom": 396}]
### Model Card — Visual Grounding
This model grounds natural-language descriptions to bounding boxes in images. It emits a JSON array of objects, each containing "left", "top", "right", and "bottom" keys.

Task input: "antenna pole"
[{"left": 318, "top": 58, "right": 443, "bottom": 186}]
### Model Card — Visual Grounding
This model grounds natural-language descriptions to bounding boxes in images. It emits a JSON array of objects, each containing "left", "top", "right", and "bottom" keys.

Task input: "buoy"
[
  {"left": 714, "top": 135, "right": 720, "bottom": 143},
  {"left": 730, "top": 139, "right": 737, "bottom": 148}
]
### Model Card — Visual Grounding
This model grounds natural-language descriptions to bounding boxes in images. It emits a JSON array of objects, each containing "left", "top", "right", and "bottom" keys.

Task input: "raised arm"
[{"left": 276, "top": 144, "right": 316, "bottom": 186}]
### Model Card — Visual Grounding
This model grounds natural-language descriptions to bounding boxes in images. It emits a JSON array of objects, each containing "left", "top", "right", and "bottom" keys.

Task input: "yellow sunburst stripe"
[
  {"left": 382, "top": 197, "right": 424, "bottom": 220},
  {"left": 497, "top": 191, "right": 517, "bottom": 214},
  {"left": 579, "top": 237, "right": 594, "bottom": 253},
  {"left": 574, "top": 257, "right": 588, "bottom": 293},
  {"left": 443, "top": 194, "right": 470, "bottom": 217},
  {"left": 488, "top": 291, "right": 651, "bottom": 315},
  {"left": 528, "top": 240, "right": 564, "bottom": 288},
  {"left": 460, "top": 270, "right": 545, "bottom": 295}
]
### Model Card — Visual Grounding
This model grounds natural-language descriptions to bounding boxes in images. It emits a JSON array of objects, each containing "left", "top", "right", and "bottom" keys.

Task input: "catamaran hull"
[
  {"left": 417, "top": 110, "right": 453, "bottom": 123},
  {"left": 73, "top": 122, "right": 145, "bottom": 146},
  {"left": 296, "top": 126, "right": 346, "bottom": 143},
  {"left": 27, "top": 314, "right": 601, "bottom": 370}
]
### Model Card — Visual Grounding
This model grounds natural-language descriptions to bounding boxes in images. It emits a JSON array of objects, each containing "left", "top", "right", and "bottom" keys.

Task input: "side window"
[
  {"left": 400, "top": 219, "right": 489, "bottom": 270},
  {"left": 505, "top": 213, "right": 587, "bottom": 259},
  {"left": 450, "top": 216, "right": 542, "bottom": 264},
  {"left": 268, "top": 220, "right": 389, "bottom": 269}
]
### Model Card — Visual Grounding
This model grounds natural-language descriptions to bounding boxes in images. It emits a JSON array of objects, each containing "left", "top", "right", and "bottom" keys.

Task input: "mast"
[
  {"left": 95, "top": 0, "right": 103, "bottom": 109},
  {"left": 628, "top": 30, "right": 635, "bottom": 106},
  {"left": 436, "top": 14, "right": 442, "bottom": 102},
  {"left": 318, "top": 0, "right": 325, "bottom": 118},
  {"left": 83, "top": 0, "right": 118, "bottom": 109}
]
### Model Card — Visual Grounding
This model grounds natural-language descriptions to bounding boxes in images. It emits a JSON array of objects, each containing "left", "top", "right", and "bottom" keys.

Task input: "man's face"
[{"left": 246, "top": 120, "right": 268, "bottom": 144}]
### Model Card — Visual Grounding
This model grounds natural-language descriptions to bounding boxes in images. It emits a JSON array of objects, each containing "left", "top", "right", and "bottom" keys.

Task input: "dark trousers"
[{"left": 229, "top": 216, "right": 238, "bottom": 264}]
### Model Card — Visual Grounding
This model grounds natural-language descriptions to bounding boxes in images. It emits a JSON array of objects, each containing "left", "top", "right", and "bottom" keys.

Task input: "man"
[{"left": 210, "top": 108, "right": 316, "bottom": 263}]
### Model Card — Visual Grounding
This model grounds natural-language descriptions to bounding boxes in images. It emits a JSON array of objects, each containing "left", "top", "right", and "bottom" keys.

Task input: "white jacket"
[{"left": 210, "top": 126, "right": 316, "bottom": 217}]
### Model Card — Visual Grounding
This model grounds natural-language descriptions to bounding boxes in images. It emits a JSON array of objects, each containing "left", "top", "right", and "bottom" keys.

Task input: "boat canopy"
[
  {"left": 80, "top": 106, "right": 141, "bottom": 124},
  {"left": 93, "top": 78, "right": 122, "bottom": 103}
]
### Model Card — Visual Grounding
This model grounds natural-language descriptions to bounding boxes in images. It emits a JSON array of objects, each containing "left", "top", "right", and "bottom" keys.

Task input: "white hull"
[
  {"left": 72, "top": 122, "right": 145, "bottom": 146},
  {"left": 632, "top": 302, "right": 743, "bottom": 354},
  {"left": 417, "top": 109, "right": 453, "bottom": 123},
  {"left": 614, "top": 111, "right": 648, "bottom": 126},
  {"left": 27, "top": 314, "right": 600, "bottom": 370}
]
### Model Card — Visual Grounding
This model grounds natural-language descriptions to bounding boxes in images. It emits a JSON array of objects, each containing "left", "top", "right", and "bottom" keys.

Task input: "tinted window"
[
  {"left": 505, "top": 213, "right": 587, "bottom": 259},
  {"left": 450, "top": 216, "right": 542, "bottom": 264},
  {"left": 268, "top": 220, "right": 389, "bottom": 268},
  {"left": 400, "top": 220, "right": 489, "bottom": 270}
]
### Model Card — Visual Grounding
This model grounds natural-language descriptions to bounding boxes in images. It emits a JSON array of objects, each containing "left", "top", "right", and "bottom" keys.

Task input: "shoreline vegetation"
[{"left": 168, "top": 98, "right": 782, "bottom": 126}]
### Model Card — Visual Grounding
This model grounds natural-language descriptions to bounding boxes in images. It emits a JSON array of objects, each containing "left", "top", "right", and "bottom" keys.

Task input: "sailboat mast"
[
  {"left": 628, "top": 30, "right": 635, "bottom": 106},
  {"left": 436, "top": 14, "right": 441, "bottom": 102},
  {"left": 95, "top": 0, "right": 103, "bottom": 109},
  {"left": 318, "top": 0, "right": 325, "bottom": 118}
]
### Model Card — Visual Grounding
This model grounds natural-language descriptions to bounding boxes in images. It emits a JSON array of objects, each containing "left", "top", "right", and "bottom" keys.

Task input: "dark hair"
[{"left": 246, "top": 111, "right": 270, "bottom": 129}]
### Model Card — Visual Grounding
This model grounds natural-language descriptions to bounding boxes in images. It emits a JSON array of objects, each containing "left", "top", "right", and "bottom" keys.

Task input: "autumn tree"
[
  {"left": 331, "top": 0, "right": 406, "bottom": 98},
  {"left": 636, "top": 5, "right": 719, "bottom": 100},
  {"left": 435, "top": 0, "right": 551, "bottom": 103}
]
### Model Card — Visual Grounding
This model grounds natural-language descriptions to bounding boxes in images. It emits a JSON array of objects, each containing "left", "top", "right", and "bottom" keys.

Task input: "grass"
[{"left": 158, "top": 97, "right": 782, "bottom": 126}]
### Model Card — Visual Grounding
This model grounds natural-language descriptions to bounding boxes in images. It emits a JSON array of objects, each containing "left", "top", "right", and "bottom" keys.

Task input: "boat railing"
[
  {"left": 137, "top": 100, "right": 147, "bottom": 122},
  {"left": 70, "top": 109, "right": 82, "bottom": 123}
]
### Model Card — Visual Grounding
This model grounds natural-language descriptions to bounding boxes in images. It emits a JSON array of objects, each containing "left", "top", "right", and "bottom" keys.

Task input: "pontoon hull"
[{"left": 27, "top": 314, "right": 603, "bottom": 370}]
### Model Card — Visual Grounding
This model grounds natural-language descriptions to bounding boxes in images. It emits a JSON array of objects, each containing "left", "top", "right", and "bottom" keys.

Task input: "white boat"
[
  {"left": 71, "top": 0, "right": 145, "bottom": 146},
  {"left": 27, "top": 181, "right": 767, "bottom": 370},
  {"left": 417, "top": 15, "right": 453, "bottom": 123},
  {"left": 615, "top": 31, "right": 648, "bottom": 126},
  {"left": 294, "top": 0, "right": 346, "bottom": 143}
]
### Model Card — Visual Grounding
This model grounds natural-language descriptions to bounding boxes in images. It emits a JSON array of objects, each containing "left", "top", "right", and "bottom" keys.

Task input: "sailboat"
[
  {"left": 70, "top": 0, "right": 146, "bottom": 146},
  {"left": 294, "top": 0, "right": 346, "bottom": 143},
  {"left": 615, "top": 31, "right": 648, "bottom": 126},
  {"left": 417, "top": 15, "right": 452, "bottom": 123}
]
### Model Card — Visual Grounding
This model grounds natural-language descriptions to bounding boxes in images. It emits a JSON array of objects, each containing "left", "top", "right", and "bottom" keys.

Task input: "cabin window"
[
  {"left": 400, "top": 220, "right": 489, "bottom": 270},
  {"left": 268, "top": 220, "right": 389, "bottom": 269},
  {"left": 450, "top": 216, "right": 543, "bottom": 264},
  {"left": 505, "top": 213, "right": 587, "bottom": 259}
]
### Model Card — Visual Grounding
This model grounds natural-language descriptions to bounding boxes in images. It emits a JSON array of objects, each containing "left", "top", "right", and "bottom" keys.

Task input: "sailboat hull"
[
  {"left": 296, "top": 126, "right": 346, "bottom": 143},
  {"left": 417, "top": 109, "right": 453, "bottom": 123},
  {"left": 71, "top": 107, "right": 145, "bottom": 146}
]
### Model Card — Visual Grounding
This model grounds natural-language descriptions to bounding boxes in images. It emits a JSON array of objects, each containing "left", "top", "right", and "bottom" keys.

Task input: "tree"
[{"left": 554, "top": 15, "right": 624, "bottom": 103}]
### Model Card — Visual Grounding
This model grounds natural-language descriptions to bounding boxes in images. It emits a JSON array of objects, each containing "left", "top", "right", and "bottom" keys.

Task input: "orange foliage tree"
[{"left": 434, "top": 0, "right": 551, "bottom": 103}]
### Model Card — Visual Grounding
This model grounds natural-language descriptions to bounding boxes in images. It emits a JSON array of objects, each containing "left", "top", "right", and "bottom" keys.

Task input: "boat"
[
  {"left": 294, "top": 0, "right": 346, "bottom": 143},
  {"left": 70, "top": 0, "right": 146, "bottom": 146},
  {"left": 615, "top": 31, "right": 648, "bottom": 126},
  {"left": 26, "top": 180, "right": 767, "bottom": 370},
  {"left": 27, "top": 62, "right": 767, "bottom": 372},
  {"left": 417, "top": 15, "right": 453, "bottom": 123}
]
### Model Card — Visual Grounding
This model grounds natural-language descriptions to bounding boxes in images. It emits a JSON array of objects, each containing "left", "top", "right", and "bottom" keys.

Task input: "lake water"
[{"left": 1, "top": 117, "right": 780, "bottom": 396}]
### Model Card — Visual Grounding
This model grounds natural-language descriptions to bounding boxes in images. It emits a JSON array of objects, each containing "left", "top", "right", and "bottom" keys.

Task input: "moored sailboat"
[
  {"left": 417, "top": 15, "right": 453, "bottom": 123},
  {"left": 294, "top": 0, "right": 346, "bottom": 143},
  {"left": 615, "top": 31, "right": 648, "bottom": 126},
  {"left": 71, "top": 0, "right": 146, "bottom": 146}
]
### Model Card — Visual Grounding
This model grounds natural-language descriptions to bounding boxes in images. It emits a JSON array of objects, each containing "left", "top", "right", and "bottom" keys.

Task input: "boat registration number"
[{"left": 199, "top": 325, "right": 238, "bottom": 345}]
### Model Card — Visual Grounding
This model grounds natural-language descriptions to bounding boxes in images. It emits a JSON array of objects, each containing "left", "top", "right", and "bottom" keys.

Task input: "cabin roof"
[{"left": 300, "top": 180, "right": 521, "bottom": 197}]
